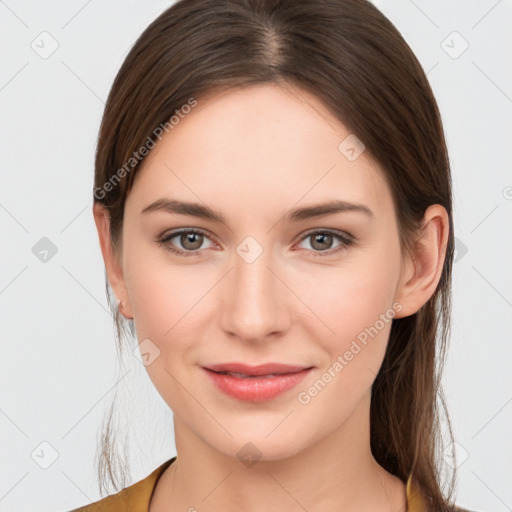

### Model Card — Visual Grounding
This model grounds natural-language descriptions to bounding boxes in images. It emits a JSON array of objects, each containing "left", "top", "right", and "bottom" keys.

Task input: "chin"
[{"left": 201, "top": 427, "right": 312, "bottom": 465}]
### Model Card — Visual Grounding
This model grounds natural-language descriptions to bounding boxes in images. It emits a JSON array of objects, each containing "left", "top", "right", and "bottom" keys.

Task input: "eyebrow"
[{"left": 140, "top": 198, "right": 374, "bottom": 223}]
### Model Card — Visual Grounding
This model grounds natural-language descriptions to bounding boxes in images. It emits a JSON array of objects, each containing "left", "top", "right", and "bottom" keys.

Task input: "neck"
[{"left": 150, "top": 393, "right": 407, "bottom": 512}]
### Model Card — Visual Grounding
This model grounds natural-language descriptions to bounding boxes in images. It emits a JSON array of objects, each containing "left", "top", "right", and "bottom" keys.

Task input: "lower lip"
[{"left": 202, "top": 367, "right": 312, "bottom": 403}]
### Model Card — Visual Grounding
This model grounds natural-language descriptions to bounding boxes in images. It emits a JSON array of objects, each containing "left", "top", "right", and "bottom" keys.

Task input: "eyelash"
[{"left": 157, "top": 228, "right": 355, "bottom": 258}]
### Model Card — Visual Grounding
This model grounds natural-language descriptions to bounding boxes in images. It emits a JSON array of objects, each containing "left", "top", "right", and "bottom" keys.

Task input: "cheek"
[
  {"left": 292, "top": 260, "right": 400, "bottom": 421},
  {"left": 294, "top": 247, "right": 401, "bottom": 374},
  {"left": 123, "top": 259, "right": 205, "bottom": 406},
  {"left": 122, "top": 235, "right": 207, "bottom": 335},
  {"left": 122, "top": 243, "right": 220, "bottom": 388}
]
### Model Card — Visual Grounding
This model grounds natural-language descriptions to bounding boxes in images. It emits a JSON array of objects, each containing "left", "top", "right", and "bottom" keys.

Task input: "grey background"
[{"left": 0, "top": 1, "right": 511, "bottom": 511}]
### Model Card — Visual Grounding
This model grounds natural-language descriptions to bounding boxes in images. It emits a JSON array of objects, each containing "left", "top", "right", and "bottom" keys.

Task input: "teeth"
[{"left": 220, "top": 371, "right": 278, "bottom": 378}]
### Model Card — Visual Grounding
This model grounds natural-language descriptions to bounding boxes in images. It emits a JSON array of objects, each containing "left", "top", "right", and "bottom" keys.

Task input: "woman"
[{"left": 72, "top": 0, "right": 478, "bottom": 510}]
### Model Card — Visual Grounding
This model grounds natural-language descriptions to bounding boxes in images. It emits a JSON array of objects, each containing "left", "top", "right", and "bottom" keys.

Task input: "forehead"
[{"left": 127, "top": 83, "right": 393, "bottom": 223}]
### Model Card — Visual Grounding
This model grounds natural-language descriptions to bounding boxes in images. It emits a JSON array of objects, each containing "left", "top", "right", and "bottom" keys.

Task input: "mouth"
[
  {"left": 201, "top": 362, "right": 314, "bottom": 402},
  {"left": 203, "top": 362, "right": 313, "bottom": 377}
]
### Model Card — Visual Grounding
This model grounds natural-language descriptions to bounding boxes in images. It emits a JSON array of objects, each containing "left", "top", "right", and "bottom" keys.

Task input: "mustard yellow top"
[{"left": 70, "top": 457, "right": 471, "bottom": 512}]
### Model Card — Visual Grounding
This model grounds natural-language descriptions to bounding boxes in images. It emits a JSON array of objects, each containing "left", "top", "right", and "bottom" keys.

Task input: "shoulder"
[
  {"left": 406, "top": 474, "right": 482, "bottom": 512},
  {"left": 68, "top": 457, "right": 176, "bottom": 512}
]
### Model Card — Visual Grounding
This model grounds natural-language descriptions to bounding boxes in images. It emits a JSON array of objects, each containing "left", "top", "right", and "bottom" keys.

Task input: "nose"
[{"left": 220, "top": 240, "right": 291, "bottom": 343}]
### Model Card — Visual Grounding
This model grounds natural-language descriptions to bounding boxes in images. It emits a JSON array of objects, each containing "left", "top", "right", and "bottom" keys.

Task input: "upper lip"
[{"left": 203, "top": 362, "right": 313, "bottom": 376}]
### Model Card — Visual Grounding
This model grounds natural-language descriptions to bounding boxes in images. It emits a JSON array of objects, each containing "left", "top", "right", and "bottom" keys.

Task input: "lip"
[
  {"left": 203, "top": 362, "right": 311, "bottom": 376},
  {"left": 201, "top": 363, "right": 313, "bottom": 403}
]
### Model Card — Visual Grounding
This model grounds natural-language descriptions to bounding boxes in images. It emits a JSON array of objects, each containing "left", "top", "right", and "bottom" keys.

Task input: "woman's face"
[{"left": 114, "top": 83, "right": 410, "bottom": 460}]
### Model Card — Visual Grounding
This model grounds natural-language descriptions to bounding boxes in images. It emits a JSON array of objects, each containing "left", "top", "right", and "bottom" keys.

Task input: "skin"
[{"left": 94, "top": 83, "right": 449, "bottom": 512}]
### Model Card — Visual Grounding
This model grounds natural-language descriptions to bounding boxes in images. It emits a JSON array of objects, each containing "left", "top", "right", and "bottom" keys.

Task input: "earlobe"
[
  {"left": 92, "top": 203, "right": 134, "bottom": 320},
  {"left": 393, "top": 205, "right": 449, "bottom": 319},
  {"left": 118, "top": 300, "right": 133, "bottom": 319}
]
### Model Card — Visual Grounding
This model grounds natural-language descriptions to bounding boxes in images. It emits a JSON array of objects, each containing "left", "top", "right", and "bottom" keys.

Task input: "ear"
[
  {"left": 393, "top": 204, "right": 449, "bottom": 319},
  {"left": 93, "top": 202, "right": 134, "bottom": 319}
]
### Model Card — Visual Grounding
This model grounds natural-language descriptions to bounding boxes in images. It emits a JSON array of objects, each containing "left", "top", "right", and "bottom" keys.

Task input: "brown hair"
[{"left": 93, "top": 0, "right": 457, "bottom": 509}]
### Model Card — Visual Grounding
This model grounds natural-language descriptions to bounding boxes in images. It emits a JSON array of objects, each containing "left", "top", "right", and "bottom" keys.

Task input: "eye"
[
  {"left": 157, "top": 228, "right": 355, "bottom": 258},
  {"left": 295, "top": 229, "right": 354, "bottom": 257},
  {"left": 158, "top": 228, "right": 215, "bottom": 257}
]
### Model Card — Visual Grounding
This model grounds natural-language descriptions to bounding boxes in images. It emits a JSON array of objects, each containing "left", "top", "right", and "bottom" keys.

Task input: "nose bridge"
[{"left": 221, "top": 235, "right": 288, "bottom": 341}]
